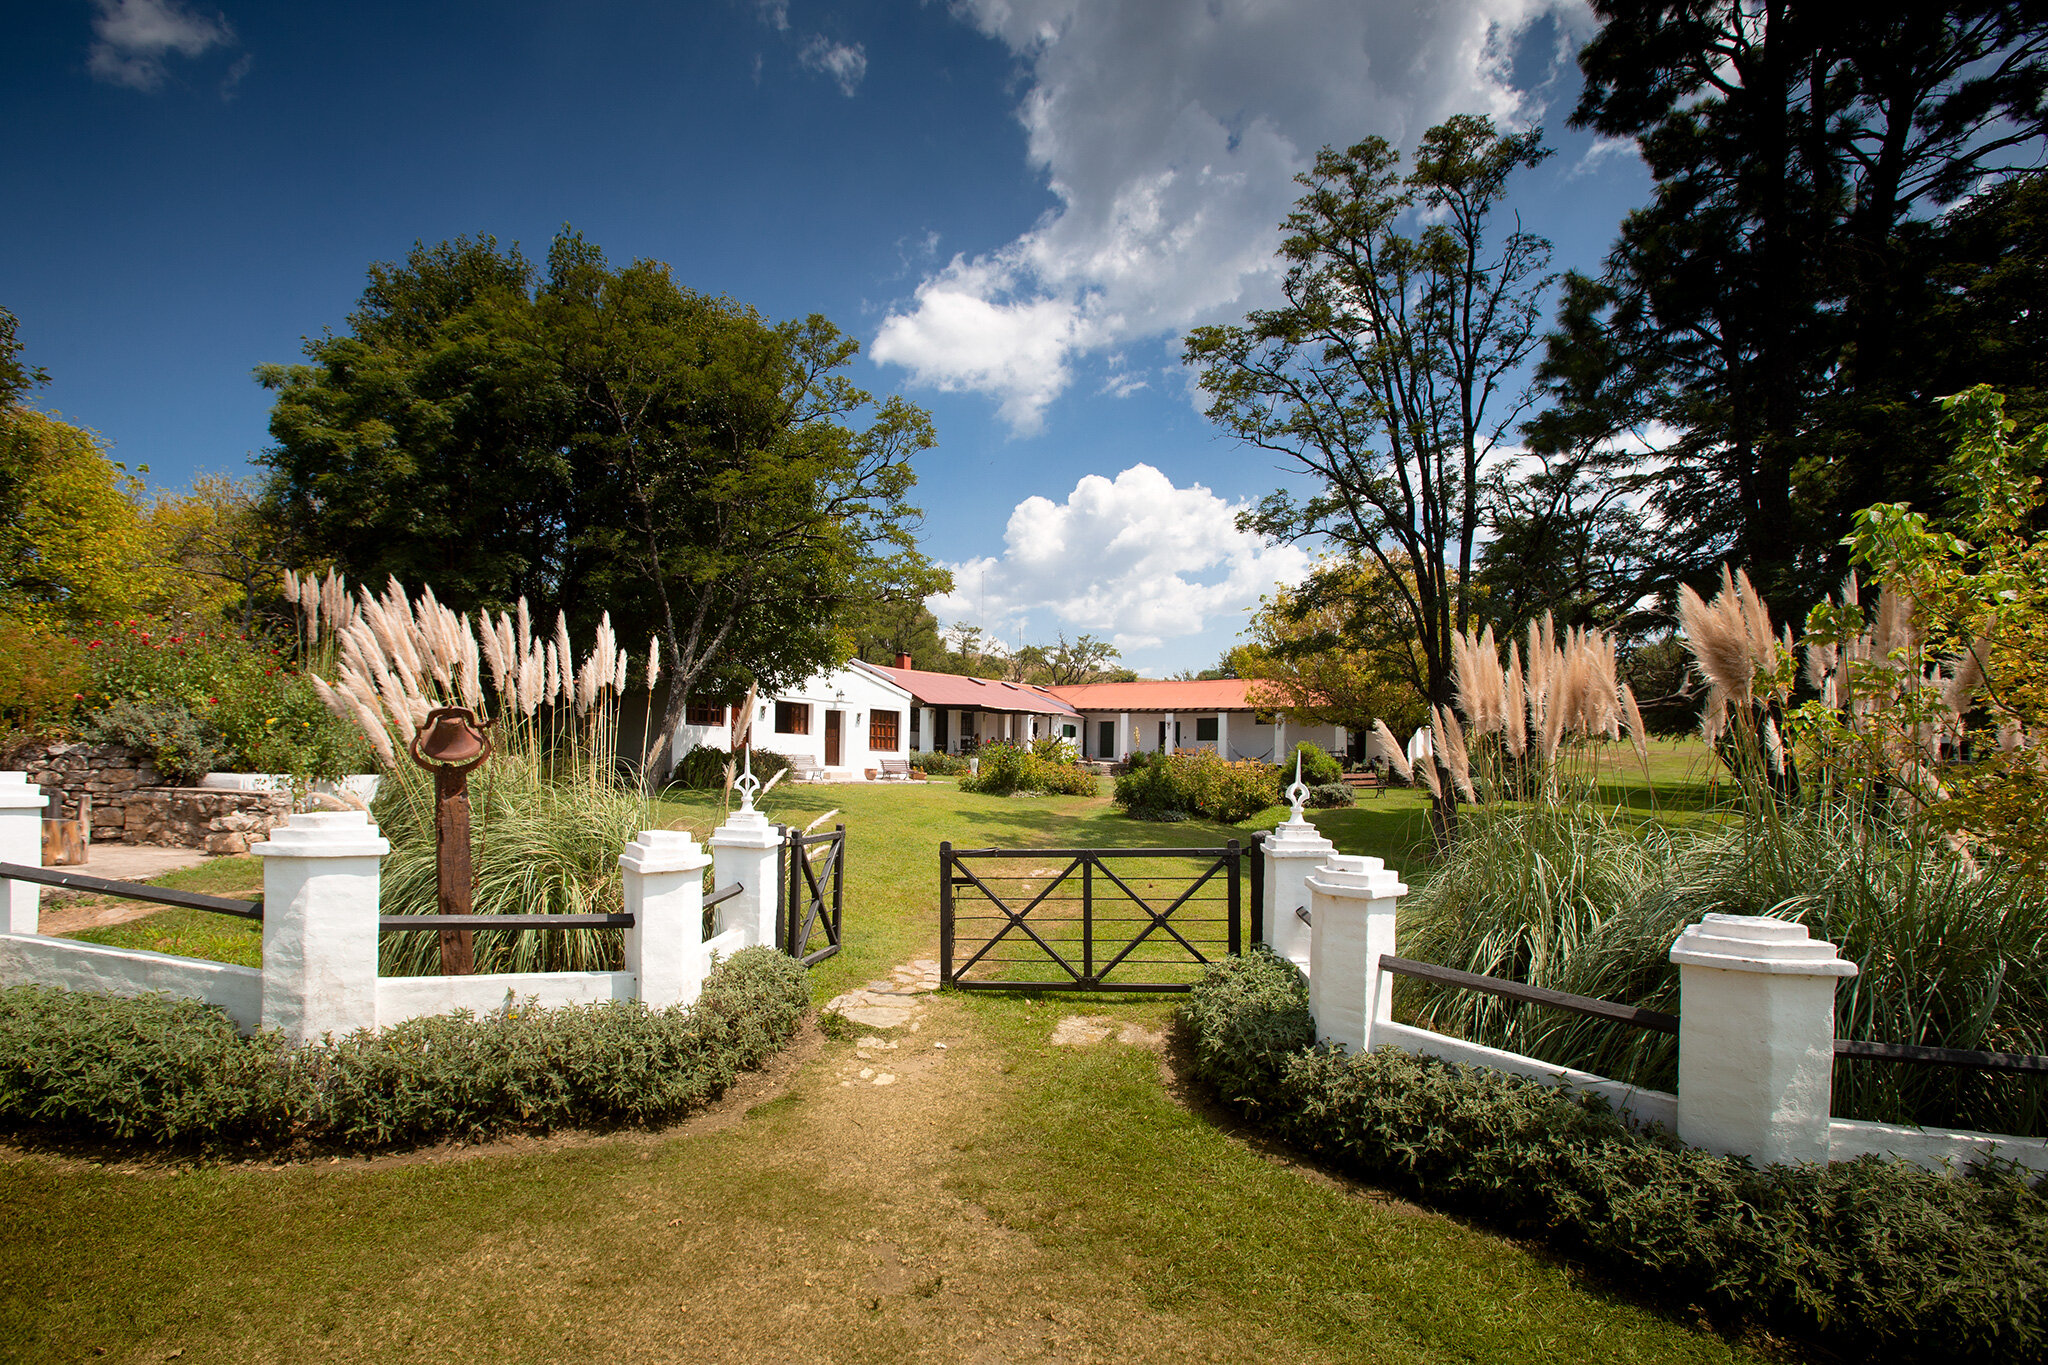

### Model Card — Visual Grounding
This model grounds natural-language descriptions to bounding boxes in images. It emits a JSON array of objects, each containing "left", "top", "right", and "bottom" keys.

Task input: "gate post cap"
[
  {"left": 1670, "top": 912, "right": 1857, "bottom": 976},
  {"left": 709, "top": 808, "right": 781, "bottom": 849},
  {"left": 1304, "top": 853, "right": 1406, "bottom": 898},
  {"left": 0, "top": 772, "right": 45, "bottom": 809},
  {"left": 621, "top": 828, "right": 711, "bottom": 875},
  {"left": 251, "top": 809, "right": 389, "bottom": 858}
]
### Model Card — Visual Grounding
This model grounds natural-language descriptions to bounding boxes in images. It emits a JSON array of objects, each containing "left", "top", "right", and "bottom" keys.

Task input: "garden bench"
[
  {"left": 877, "top": 759, "right": 917, "bottom": 781},
  {"left": 1342, "top": 769, "right": 1384, "bottom": 798},
  {"left": 787, "top": 758, "right": 828, "bottom": 783}
]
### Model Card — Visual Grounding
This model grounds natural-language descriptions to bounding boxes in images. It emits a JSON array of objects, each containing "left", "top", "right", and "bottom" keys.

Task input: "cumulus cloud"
[
  {"left": 87, "top": 0, "right": 236, "bottom": 91},
  {"left": 873, "top": 0, "right": 1583, "bottom": 432},
  {"left": 798, "top": 35, "right": 868, "bottom": 96},
  {"left": 928, "top": 464, "right": 1312, "bottom": 650}
]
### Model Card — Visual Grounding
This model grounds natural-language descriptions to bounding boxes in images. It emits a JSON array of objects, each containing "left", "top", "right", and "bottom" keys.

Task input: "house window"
[
  {"left": 869, "top": 709, "right": 900, "bottom": 751},
  {"left": 774, "top": 701, "right": 810, "bottom": 735},
  {"left": 1196, "top": 717, "right": 1219, "bottom": 742},
  {"left": 1098, "top": 720, "right": 1115, "bottom": 755},
  {"left": 685, "top": 700, "right": 727, "bottom": 727},
  {"left": 1062, "top": 723, "right": 1076, "bottom": 739}
]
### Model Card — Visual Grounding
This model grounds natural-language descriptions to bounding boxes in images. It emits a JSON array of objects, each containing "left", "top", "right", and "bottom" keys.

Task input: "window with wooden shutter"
[
  {"left": 869, "top": 709, "right": 900, "bottom": 751},
  {"left": 774, "top": 701, "right": 810, "bottom": 735}
]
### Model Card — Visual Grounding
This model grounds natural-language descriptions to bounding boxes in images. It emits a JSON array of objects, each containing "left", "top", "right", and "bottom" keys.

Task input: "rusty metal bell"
[{"left": 411, "top": 707, "right": 491, "bottom": 768}]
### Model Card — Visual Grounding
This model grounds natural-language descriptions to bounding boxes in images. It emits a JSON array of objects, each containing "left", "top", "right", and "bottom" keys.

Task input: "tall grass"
[
  {"left": 293, "top": 571, "right": 673, "bottom": 973},
  {"left": 1401, "top": 801, "right": 2048, "bottom": 1137},
  {"left": 373, "top": 750, "right": 658, "bottom": 975}
]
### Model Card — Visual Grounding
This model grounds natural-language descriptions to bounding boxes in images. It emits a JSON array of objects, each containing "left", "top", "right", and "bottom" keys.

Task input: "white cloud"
[
  {"left": 873, "top": 0, "right": 1585, "bottom": 431},
  {"left": 927, "top": 464, "right": 1312, "bottom": 650},
  {"left": 87, "top": 0, "right": 236, "bottom": 91},
  {"left": 756, "top": 0, "right": 790, "bottom": 32},
  {"left": 799, "top": 35, "right": 867, "bottom": 96}
]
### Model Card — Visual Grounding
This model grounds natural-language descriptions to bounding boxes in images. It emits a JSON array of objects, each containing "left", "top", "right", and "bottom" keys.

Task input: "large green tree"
[
  {"left": 259, "top": 231, "right": 946, "bottom": 778},
  {"left": 1185, "top": 115, "right": 1553, "bottom": 840},
  {"left": 1557, "top": 2, "right": 2048, "bottom": 614}
]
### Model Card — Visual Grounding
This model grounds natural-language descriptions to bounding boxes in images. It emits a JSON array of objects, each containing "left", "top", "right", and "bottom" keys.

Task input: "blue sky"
[{"left": 5, "top": 0, "right": 1651, "bottom": 675}]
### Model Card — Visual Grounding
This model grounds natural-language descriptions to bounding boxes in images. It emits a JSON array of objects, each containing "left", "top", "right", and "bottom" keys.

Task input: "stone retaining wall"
[{"left": 12, "top": 742, "right": 291, "bottom": 854}]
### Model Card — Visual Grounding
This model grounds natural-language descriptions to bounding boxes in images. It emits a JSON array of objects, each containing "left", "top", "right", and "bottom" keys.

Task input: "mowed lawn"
[{"left": 2, "top": 757, "right": 1791, "bottom": 1364}]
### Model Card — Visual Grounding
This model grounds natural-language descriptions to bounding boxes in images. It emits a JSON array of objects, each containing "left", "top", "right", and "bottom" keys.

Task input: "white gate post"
[
  {"left": 1261, "top": 763, "right": 1335, "bottom": 971},
  {"left": 708, "top": 760, "right": 783, "bottom": 949},
  {"left": 620, "top": 829, "right": 713, "bottom": 1009},
  {"left": 1303, "top": 853, "right": 1407, "bottom": 1053},
  {"left": 0, "top": 773, "right": 45, "bottom": 934},
  {"left": 252, "top": 810, "right": 388, "bottom": 1045},
  {"left": 1669, "top": 913, "right": 1857, "bottom": 1165}
]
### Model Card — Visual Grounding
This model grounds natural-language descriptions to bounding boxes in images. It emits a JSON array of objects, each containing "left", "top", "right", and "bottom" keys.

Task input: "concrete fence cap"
[
  {"left": 1306, "top": 852, "right": 1408, "bottom": 899},
  {"left": 1669, "top": 912, "right": 1858, "bottom": 977},
  {"left": 0, "top": 772, "right": 45, "bottom": 808},
  {"left": 620, "top": 828, "right": 712, "bottom": 874},
  {"left": 250, "top": 809, "right": 391, "bottom": 858}
]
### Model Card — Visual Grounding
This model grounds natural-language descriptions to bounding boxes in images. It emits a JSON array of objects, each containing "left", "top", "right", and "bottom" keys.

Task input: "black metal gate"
[
  {"left": 781, "top": 823, "right": 844, "bottom": 966},
  {"left": 939, "top": 842, "right": 1250, "bottom": 992}
]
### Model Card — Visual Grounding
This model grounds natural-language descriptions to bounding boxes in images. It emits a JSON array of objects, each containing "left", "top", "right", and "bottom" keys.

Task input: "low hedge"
[
  {"left": 1181, "top": 950, "right": 2048, "bottom": 1362},
  {"left": 0, "top": 946, "right": 808, "bottom": 1151}
]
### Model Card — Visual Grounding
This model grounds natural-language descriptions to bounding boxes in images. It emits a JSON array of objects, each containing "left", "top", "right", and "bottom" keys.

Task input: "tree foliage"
[
  {"left": 1185, "top": 115, "right": 1554, "bottom": 838},
  {"left": 0, "top": 407, "right": 161, "bottom": 623},
  {"left": 1799, "top": 386, "right": 2048, "bottom": 875},
  {"left": 1558, "top": 2, "right": 2048, "bottom": 614},
  {"left": 1235, "top": 557, "right": 1428, "bottom": 736},
  {"left": 257, "top": 231, "right": 947, "bottom": 776}
]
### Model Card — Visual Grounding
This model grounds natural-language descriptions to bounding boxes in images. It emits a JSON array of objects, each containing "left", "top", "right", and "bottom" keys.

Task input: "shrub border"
[
  {"left": 1180, "top": 949, "right": 2048, "bottom": 1362},
  {"left": 0, "top": 946, "right": 809, "bottom": 1153}
]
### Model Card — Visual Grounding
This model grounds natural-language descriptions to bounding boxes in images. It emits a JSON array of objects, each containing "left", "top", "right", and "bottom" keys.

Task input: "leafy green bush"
[
  {"left": 82, "top": 696, "right": 233, "bottom": 783},
  {"left": 1177, "top": 949, "right": 1315, "bottom": 1111},
  {"left": 1282, "top": 741, "right": 1342, "bottom": 786},
  {"left": 1304, "top": 781, "right": 1353, "bottom": 808},
  {"left": 1112, "top": 749, "right": 1280, "bottom": 823},
  {"left": 1112, "top": 751, "right": 1180, "bottom": 812},
  {"left": 0, "top": 948, "right": 807, "bottom": 1151},
  {"left": 672, "top": 743, "right": 793, "bottom": 790},
  {"left": 0, "top": 986, "right": 293, "bottom": 1144},
  {"left": 911, "top": 750, "right": 967, "bottom": 776},
  {"left": 307, "top": 947, "right": 808, "bottom": 1145},
  {"left": 1181, "top": 952, "right": 2048, "bottom": 1362},
  {"left": 958, "top": 739, "right": 1096, "bottom": 796}
]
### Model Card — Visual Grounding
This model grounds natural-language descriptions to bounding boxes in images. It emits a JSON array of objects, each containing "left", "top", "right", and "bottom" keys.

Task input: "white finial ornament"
[
  {"left": 734, "top": 748, "right": 762, "bottom": 813},
  {"left": 1286, "top": 753, "right": 1309, "bottom": 821}
]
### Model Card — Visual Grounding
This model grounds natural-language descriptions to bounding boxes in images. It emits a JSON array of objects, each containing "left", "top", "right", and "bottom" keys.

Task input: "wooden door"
[{"left": 825, "top": 709, "right": 843, "bottom": 766}]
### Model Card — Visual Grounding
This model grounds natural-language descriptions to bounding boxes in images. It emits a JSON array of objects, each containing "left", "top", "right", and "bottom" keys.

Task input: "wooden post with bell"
[{"left": 408, "top": 706, "right": 493, "bottom": 974}]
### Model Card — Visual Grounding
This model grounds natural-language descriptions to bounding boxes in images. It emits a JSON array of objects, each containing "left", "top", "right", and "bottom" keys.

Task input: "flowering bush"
[{"left": 70, "top": 618, "right": 369, "bottom": 781}]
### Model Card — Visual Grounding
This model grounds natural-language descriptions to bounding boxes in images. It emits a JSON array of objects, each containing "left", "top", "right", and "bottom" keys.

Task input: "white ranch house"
[{"left": 669, "top": 660, "right": 1392, "bottom": 779}]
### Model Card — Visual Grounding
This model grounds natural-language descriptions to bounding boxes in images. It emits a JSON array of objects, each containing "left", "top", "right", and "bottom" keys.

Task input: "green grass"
[{"left": 56, "top": 857, "right": 265, "bottom": 967}]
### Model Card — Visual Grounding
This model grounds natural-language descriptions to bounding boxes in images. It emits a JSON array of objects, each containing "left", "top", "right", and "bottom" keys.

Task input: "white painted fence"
[
  {"left": 1258, "top": 803, "right": 2048, "bottom": 1175},
  {"left": 0, "top": 772, "right": 787, "bottom": 1047}
]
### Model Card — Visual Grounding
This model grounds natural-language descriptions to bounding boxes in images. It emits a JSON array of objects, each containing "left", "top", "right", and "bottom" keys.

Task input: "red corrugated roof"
[
  {"left": 1047, "top": 679, "right": 1266, "bottom": 712},
  {"left": 856, "top": 662, "right": 1082, "bottom": 716}
]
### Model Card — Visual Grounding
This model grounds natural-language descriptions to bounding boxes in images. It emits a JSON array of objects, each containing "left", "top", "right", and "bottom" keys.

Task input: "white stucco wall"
[
  {"left": 671, "top": 664, "right": 914, "bottom": 775},
  {"left": 0, "top": 932, "right": 263, "bottom": 1030}
]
